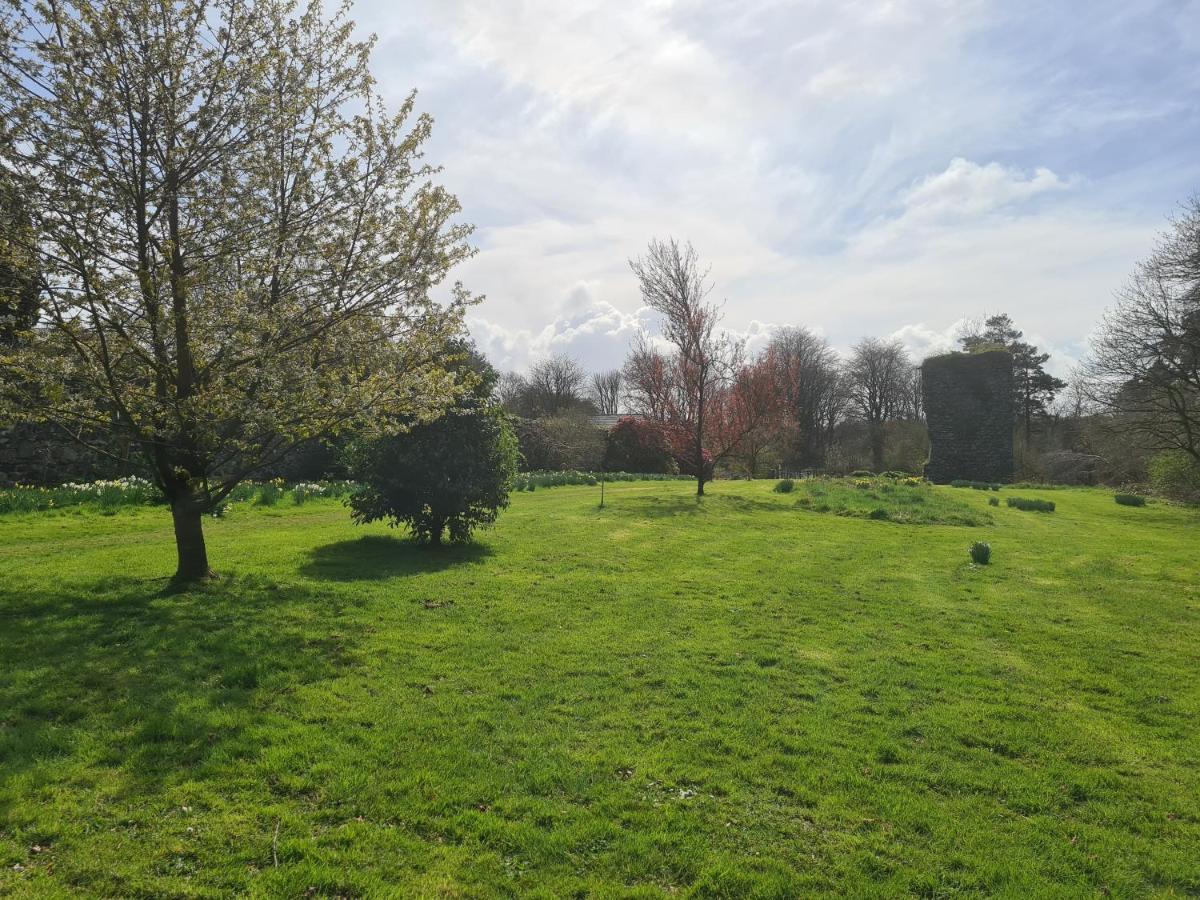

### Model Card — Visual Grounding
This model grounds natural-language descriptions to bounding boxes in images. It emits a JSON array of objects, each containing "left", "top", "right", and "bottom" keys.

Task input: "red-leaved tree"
[{"left": 625, "top": 238, "right": 778, "bottom": 494}]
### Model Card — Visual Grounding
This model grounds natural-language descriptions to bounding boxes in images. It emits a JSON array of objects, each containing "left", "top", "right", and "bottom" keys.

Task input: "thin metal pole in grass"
[{"left": 600, "top": 470, "right": 606, "bottom": 509}]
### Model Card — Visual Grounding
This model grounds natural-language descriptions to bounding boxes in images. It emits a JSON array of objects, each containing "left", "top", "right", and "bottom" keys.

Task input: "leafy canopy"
[
  {"left": 0, "top": 0, "right": 477, "bottom": 575},
  {"left": 0, "top": 0, "right": 475, "bottom": 497}
]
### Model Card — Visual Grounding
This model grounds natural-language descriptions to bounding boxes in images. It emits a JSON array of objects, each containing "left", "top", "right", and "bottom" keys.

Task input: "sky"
[{"left": 350, "top": 0, "right": 1200, "bottom": 378}]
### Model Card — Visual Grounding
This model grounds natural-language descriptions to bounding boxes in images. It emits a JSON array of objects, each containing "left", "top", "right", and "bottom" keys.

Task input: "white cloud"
[
  {"left": 346, "top": 0, "right": 1195, "bottom": 378},
  {"left": 902, "top": 158, "right": 1073, "bottom": 219}
]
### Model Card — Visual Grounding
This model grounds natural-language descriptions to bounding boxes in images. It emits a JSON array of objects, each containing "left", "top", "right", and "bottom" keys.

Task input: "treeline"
[
  {"left": 493, "top": 241, "right": 1071, "bottom": 486},
  {"left": 493, "top": 217, "right": 1199, "bottom": 503}
]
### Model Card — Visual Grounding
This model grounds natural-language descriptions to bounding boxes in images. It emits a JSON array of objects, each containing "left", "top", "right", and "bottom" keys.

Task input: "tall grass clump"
[
  {"left": 773, "top": 478, "right": 795, "bottom": 493},
  {"left": 1114, "top": 493, "right": 1146, "bottom": 507},
  {"left": 256, "top": 480, "right": 285, "bottom": 506}
]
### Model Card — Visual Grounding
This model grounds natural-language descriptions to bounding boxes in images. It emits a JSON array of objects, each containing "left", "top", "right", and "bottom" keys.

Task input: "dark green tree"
[
  {"left": 347, "top": 346, "right": 519, "bottom": 547},
  {"left": 960, "top": 313, "right": 1066, "bottom": 444}
]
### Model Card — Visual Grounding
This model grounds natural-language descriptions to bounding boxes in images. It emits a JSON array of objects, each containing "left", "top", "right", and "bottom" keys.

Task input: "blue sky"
[{"left": 350, "top": 0, "right": 1200, "bottom": 376}]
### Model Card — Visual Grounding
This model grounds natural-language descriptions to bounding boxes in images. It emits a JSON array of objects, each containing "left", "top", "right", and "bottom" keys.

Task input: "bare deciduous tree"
[
  {"left": 589, "top": 369, "right": 622, "bottom": 416},
  {"left": 495, "top": 371, "right": 531, "bottom": 415},
  {"left": 1084, "top": 198, "right": 1200, "bottom": 463},
  {"left": 846, "top": 337, "right": 911, "bottom": 471},
  {"left": 764, "top": 326, "right": 845, "bottom": 469},
  {"left": 622, "top": 333, "right": 675, "bottom": 422},
  {"left": 628, "top": 238, "right": 771, "bottom": 495},
  {"left": 525, "top": 353, "right": 589, "bottom": 417}
]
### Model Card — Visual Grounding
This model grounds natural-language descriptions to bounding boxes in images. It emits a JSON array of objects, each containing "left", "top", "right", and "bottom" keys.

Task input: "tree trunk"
[
  {"left": 171, "top": 500, "right": 212, "bottom": 582},
  {"left": 428, "top": 519, "right": 445, "bottom": 547},
  {"left": 870, "top": 421, "right": 885, "bottom": 472},
  {"left": 696, "top": 474, "right": 705, "bottom": 496}
]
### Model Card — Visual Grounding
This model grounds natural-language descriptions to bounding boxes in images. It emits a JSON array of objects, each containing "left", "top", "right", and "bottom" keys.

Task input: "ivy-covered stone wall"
[{"left": 922, "top": 350, "right": 1014, "bottom": 483}]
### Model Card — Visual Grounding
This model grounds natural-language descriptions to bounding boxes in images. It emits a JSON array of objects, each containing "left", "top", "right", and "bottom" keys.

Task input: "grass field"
[{"left": 1, "top": 480, "right": 1198, "bottom": 897}]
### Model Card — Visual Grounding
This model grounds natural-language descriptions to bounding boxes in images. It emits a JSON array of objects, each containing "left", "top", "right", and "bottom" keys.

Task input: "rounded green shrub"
[
  {"left": 969, "top": 541, "right": 991, "bottom": 565},
  {"left": 773, "top": 478, "right": 795, "bottom": 493},
  {"left": 1114, "top": 493, "right": 1146, "bottom": 507}
]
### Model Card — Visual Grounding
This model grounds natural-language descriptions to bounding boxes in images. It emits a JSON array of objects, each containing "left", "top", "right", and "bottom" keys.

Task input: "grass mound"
[{"left": 793, "top": 476, "right": 992, "bottom": 525}]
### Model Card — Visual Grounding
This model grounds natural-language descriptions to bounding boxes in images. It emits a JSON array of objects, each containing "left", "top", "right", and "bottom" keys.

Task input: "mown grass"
[{"left": 1, "top": 481, "right": 1198, "bottom": 896}]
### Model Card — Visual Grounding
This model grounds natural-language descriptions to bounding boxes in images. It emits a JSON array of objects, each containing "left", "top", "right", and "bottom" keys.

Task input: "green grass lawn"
[{"left": 1, "top": 481, "right": 1198, "bottom": 897}]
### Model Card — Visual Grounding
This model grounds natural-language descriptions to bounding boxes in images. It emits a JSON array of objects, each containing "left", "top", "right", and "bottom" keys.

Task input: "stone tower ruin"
[{"left": 922, "top": 349, "right": 1014, "bottom": 484}]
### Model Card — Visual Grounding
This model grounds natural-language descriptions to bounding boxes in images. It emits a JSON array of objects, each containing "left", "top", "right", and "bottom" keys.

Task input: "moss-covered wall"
[
  {"left": 0, "top": 422, "right": 135, "bottom": 486},
  {"left": 921, "top": 350, "right": 1014, "bottom": 483}
]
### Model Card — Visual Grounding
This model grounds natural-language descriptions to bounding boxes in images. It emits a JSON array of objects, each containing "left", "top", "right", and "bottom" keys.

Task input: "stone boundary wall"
[
  {"left": 922, "top": 350, "right": 1014, "bottom": 484},
  {"left": 1, "top": 423, "right": 343, "bottom": 487},
  {"left": 0, "top": 422, "right": 138, "bottom": 486}
]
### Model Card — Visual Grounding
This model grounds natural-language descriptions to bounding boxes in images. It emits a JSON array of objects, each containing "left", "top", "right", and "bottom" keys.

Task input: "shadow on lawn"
[
  {"left": 0, "top": 574, "right": 359, "bottom": 820},
  {"left": 300, "top": 533, "right": 492, "bottom": 581}
]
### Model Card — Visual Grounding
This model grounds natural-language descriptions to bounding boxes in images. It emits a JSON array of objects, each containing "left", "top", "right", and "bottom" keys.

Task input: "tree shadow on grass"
[
  {"left": 0, "top": 573, "right": 360, "bottom": 826},
  {"left": 299, "top": 533, "right": 492, "bottom": 581}
]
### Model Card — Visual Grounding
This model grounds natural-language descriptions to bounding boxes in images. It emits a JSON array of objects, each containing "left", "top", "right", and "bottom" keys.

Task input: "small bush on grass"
[
  {"left": 988, "top": 497, "right": 999, "bottom": 506},
  {"left": 773, "top": 478, "right": 795, "bottom": 493},
  {"left": 969, "top": 541, "right": 991, "bottom": 565},
  {"left": 348, "top": 398, "right": 519, "bottom": 546},
  {"left": 851, "top": 469, "right": 875, "bottom": 478},
  {"left": 868, "top": 507, "right": 889, "bottom": 520},
  {"left": 345, "top": 347, "right": 519, "bottom": 547},
  {"left": 1006, "top": 497, "right": 1055, "bottom": 512},
  {"left": 1114, "top": 493, "right": 1146, "bottom": 507}
]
